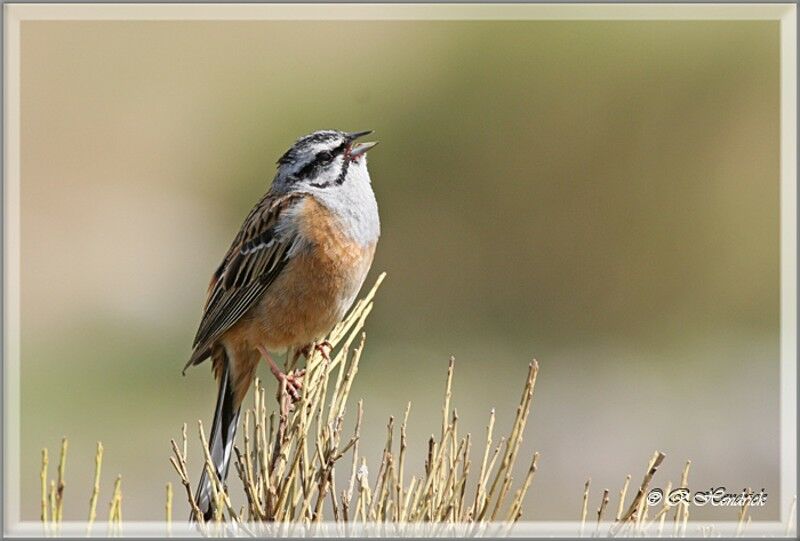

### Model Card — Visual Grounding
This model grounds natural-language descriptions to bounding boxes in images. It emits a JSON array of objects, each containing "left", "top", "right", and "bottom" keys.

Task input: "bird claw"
[
  {"left": 304, "top": 341, "right": 333, "bottom": 363},
  {"left": 277, "top": 369, "right": 305, "bottom": 402},
  {"left": 292, "top": 341, "right": 332, "bottom": 365}
]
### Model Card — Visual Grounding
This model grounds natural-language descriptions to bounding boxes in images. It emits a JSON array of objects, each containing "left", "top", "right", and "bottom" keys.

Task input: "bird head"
[{"left": 272, "top": 129, "right": 379, "bottom": 192}]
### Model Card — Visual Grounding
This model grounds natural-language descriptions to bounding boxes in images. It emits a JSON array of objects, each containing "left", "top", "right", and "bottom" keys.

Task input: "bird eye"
[{"left": 318, "top": 150, "right": 334, "bottom": 163}]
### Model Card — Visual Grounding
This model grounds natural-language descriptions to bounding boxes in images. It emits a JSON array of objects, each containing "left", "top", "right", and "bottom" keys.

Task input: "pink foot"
[
  {"left": 276, "top": 369, "right": 305, "bottom": 402},
  {"left": 257, "top": 344, "right": 305, "bottom": 402}
]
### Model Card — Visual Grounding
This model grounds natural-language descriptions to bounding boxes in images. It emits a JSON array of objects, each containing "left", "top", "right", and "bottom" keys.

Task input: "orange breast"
[{"left": 225, "top": 197, "right": 376, "bottom": 352}]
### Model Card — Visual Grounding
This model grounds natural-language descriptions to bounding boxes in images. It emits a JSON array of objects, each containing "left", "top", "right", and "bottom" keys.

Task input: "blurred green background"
[{"left": 20, "top": 20, "right": 779, "bottom": 521}]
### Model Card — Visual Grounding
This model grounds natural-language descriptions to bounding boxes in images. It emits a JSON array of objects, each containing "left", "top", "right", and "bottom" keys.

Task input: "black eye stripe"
[
  {"left": 296, "top": 142, "right": 347, "bottom": 179},
  {"left": 323, "top": 142, "right": 347, "bottom": 160}
]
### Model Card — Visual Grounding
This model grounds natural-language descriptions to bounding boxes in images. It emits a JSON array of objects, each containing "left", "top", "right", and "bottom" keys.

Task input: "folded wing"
[{"left": 184, "top": 192, "right": 306, "bottom": 371}]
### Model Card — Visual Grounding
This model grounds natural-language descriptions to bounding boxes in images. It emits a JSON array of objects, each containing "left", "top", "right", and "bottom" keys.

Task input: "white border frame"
[{"left": 3, "top": 3, "right": 796, "bottom": 538}]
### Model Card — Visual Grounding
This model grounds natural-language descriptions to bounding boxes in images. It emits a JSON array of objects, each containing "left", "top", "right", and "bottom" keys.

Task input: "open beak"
[{"left": 347, "top": 130, "right": 379, "bottom": 158}]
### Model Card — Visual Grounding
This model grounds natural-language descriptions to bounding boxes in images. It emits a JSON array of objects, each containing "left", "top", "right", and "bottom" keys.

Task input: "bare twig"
[
  {"left": 609, "top": 451, "right": 665, "bottom": 536},
  {"left": 40, "top": 448, "right": 48, "bottom": 525},
  {"left": 166, "top": 482, "right": 173, "bottom": 536},
  {"left": 580, "top": 478, "right": 591, "bottom": 537},
  {"left": 87, "top": 442, "right": 104, "bottom": 534}
]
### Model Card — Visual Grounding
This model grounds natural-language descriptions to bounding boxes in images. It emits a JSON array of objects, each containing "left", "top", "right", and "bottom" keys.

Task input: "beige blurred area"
[{"left": 20, "top": 20, "right": 780, "bottom": 521}]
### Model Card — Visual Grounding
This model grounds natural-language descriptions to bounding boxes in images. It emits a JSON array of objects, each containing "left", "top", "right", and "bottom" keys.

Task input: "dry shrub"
[{"left": 169, "top": 274, "right": 540, "bottom": 536}]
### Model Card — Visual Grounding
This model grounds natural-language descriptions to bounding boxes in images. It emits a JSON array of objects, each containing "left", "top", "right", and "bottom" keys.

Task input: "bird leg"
[{"left": 257, "top": 345, "right": 304, "bottom": 402}]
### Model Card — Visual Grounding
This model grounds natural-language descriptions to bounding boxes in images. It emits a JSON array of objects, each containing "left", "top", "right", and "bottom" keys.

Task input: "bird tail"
[{"left": 193, "top": 353, "right": 241, "bottom": 522}]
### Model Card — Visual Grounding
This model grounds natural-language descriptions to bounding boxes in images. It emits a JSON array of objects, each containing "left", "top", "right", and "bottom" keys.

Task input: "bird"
[{"left": 183, "top": 129, "right": 380, "bottom": 520}]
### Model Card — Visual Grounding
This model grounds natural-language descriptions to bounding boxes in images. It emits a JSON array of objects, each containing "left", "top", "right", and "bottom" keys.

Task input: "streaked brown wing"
[{"left": 185, "top": 192, "right": 306, "bottom": 369}]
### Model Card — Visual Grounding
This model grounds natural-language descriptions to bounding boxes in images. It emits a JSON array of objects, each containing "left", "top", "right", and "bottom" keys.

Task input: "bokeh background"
[{"left": 20, "top": 20, "right": 780, "bottom": 521}]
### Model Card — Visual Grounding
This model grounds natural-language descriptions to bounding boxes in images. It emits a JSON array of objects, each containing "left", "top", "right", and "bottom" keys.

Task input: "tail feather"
[{"left": 193, "top": 356, "right": 241, "bottom": 522}]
